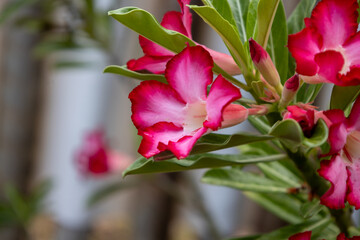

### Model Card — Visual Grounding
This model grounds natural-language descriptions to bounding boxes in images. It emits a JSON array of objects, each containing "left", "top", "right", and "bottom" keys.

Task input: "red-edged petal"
[
  {"left": 328, "top": 123, "right": 348, "bottom": 155},
  {"left": 138, "top": 122, "right": 185, "bottom": 158},
  {"left": 344, "top": 32, "right": 360, "bottom": 67},
  {"left": 167, "top": 127, "right": 207, "bottom": 159},
  {"left": 177, "top": 0, "right": 192, "bottom": 38},
  {"left": 288, "top": 27, "right": 322, "bottom": 76},
  {"left": 161, "top": 11, "right": 189, "bottom": 37},
  {"left": 318, "top": 155, "right": 348, "bottom": 209},
  {"left": 340, "top": 66, "right": 360, "bottom": 86},
  {"left": 314, "top": 50, "right": 345, "bottom": 85},
  {"left": 289, "top": 231, "right": 312, "bottom": 240},
  {"left": 308, "top": 0, "right": 358, "bottom": 48},
  {"left": 347, "top": 96, "right": 360, "bottom": 130},
  {"left": 165, "top": 45, "right": 213, "bottom": 103},
  {"left": 139, "top": 36, "right": 174, "bottom": 57},
  {"left": 221, "top": 104, "right": 249, "bottom": 129},
  {"left": 129, "top": 80, "right": 186, "bottom": 130},
  {"left": 204, "top": 75, "right": 242, "bottom": 130},
  {"left": 324, "top": 109, "right": 346, "bottom": 125},
  {"left": 127, "top": 55, "right": 172, "bottom": 74},
  {"left": 347, "top": 160, "right": 360, "bottom": 209},
  {"left": 204, "top": 46, "right": 241, "bottom": 75}
]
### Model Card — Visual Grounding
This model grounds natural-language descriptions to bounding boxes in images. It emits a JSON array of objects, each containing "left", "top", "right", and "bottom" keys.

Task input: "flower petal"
[
  {"left": 328, "top": 123, "right": 348, "bottom": 155},
  {"left": 318, "top": 155, "right": 348, "bottom": 209},
  {"left": 347, "top": 96, "right": 360, "bottom": 130},
  {"left": 167, "top": 127, "right": 207, "bottom": 159},
  {"left": 165, "top": 45, "right": 213, "bottom": 103},
  {"left": 347, "top": 160, "right": 360, "bottom": 209},
  {"left": 339, "top": 66, "right": 360, "bottom": 86},
  {"left": 161, "top": 11, "right": 189, "bottom": 37},
  {"left": 127, "top": 55, "right": 172, "bottom": 74},
  {"left": 289, "top": 231, "right": 312, "bottom": 240},
  {"left": 138, "top": 122, "right": 185, "bottom": 158},
  {"left": 308, "top": 0, "right": 358, "bottom": 48},
  {"left": 314, "top": 50, "right": 345, "bottom": 85},
  {"left": 288, "top": 27, "right": 322, "bottom": 76},
  {"left": 221, "top": 104, "right": 249, "bottom": 129},
  {"left": 177, "top": 0, "right": 192, "bottom": 38},
  {"left": 204, "top": 46, "right": 241, "bottom": 75},
  {"left": 343, "top": 32, "right": 360, "bottom": 67},
  {"left": 139, "top": 36, "right": 174, "bottom": 56},
  {"left": 204, "top": 75, "right": 242, "bottom": 130},
  {"left": 129, "top": 80, "right": 186, "bottom": 129}
]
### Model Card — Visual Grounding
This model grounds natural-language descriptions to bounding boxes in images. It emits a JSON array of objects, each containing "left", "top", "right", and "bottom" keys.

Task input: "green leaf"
[
  {"left": 266, "top": 2, "right": 288, "bottom": 83},
  {"left": 330, "top": 85, "right": 360, "bottom": 110},
  {"left": 124, "top": 153, "right": 285, "bottom": 176},
  {"left": 202, "top": 167, "right": 291, "bottom": 193},
  {"left": 247, "top": 115, "right": 271, "bottom": 134},
  {"left": 287, "top": 0, "right": 317, "bottom": 35},
  {"left": 295, "top": 83, "right": 323, "bottom": 104},
  {"left": 269, "top": 119, "right": 303, "bottom": 152},
  {"left": 244, "top": 192, "right": 304, "bottom": 223},
  {"left": 246, "top": 0, "right": 260, "bottom": 40},
  {"left": 109, "top": 7, "right": 195, "bottom": 53},
  {"left": 155, "top": 132, "right": 274, "bottom": 161},
  {"left": 207, "top": 0, "right": 237, "bottom": 27},
  {"left": 189, "top": 5, "right": 250, "bottom": 73},
  {"left": 228, "top": 0, "right": 250, "bottom": 43},
  {"left": 303, "top": 119, "right": 328, "bottom": 148},
  {"left": 103, "top": 65, "right": 167, "bottom": 83},
  {"left": 300, "top": 199, "right": 324, "bottom": 219},
  {"left": 255, "top": 0, "right": 280, "bottom": 48}
]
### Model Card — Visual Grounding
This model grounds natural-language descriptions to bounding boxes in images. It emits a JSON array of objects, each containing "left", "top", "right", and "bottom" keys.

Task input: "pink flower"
[
  {"left": 284, "top": 105, "right": 317, "bottom": 138},
  {"left": 288, "top": 0, "right": 360, "bottom": 86},
  {"left": 289, "top": 231, "right": 360, "bottom": 240},
  {"left": 127, "top": 0, "right": 240, "bottom": 75},
  {"left": 75, "top": 129, "right": 132, "bottom": 176},
  {"left": 318, "top": 96, "right": 360, "bottom": 209},
  {"left": 129, "top": 45, "right": 245, "bottom": 159}
]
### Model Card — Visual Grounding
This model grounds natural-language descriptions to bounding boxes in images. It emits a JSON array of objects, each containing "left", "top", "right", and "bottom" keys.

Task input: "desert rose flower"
[
  {"left": 289, "top": 231, "right": 360, "bottom": 240},
  {"left": 129, "top": 45, "right": 246, "bottom": 159},
  {"left": 288, "top": 0, "right": 360, "bottom": 86},
  {"left": 75, "top": 130, "right": 132, "bottom": 176},
  {"left": 127, "top": 0, "right": 240, "bottom": 75},
  {"left": 318, "top": 96, "right": 360, "bottom": 209},
  {"left": 284, "top": 105, "right": 317, "bottom": 138}
]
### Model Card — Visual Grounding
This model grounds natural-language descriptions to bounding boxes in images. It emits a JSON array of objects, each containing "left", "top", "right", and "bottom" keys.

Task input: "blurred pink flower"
[{"left": 289, "top": 231, "right": 360, "bottom": 240}]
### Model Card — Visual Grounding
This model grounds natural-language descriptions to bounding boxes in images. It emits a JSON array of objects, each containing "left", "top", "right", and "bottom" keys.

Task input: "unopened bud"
[
  {"left": 249, "top": 39, "right": 282, "bottom": 94},
  {"left": 221, "top": 104, "right": 249, "bottom": 128},
  {"left": 279, "top": 74, "right": 300, "bottom": 108}
]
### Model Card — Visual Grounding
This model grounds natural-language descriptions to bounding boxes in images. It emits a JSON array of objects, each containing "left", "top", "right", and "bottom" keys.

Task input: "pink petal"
[
  {"left": 307, "top": 0, "right": 358, "bottom": 48},
  {"left": 204, "top": 46, "right": 241, "bottom": 75},
  {"left": 289, "top": 231, "right": 312, "bottom": 240},
  {"left": 347, "top": 96, "right": 360, "bottom": 130},
  {"left": 204, "top": 75, "right": 242, "bottom": 130},
  {"left": 288, "top": 27, "right": 323, "bottom": 76},
  {"left": 161, "top": 11, "right": 189, "bottom": 37},
  {"left": 314, "top": 50, "right": 345, "bottom": 85},
  {"left": 343, "top": 32, "right": 360, "bottom": 67},
  {"left": 167, "top": 127, "right": 208, "bottom": 159},
  {"left": 127, "top": 55, "right": 172, "bottom": 74},
  {"left": 139, "top": 36, "right": 174, "bottom": 56},
  {"left": 323, "top": 109, "right": 346, "bottom": 125},
  {"left": 177, "top": 0, "right": 192, "bottom": 38},
  {"left": 318, "top": 155, "right": 348, "bottom": 209},
  {"left": 328, "top": 123, "right": 348, "bottom": 155},
  {"left": 138, "top": 122, "right": 185, "bottom": 158},
  {"left": 347, "top": 160, "right": 360, "bottom": 209},
  {"left": 340, "top": 66, "right": 360, "bottom": 86},
  {"left": 165, "top": 45, "right": 213, "bottom": 103},
  {"left": 221, "top": 104, "right": 249, "bottom": 129},
  {"left": 129, "top": 80, "right": 186, "bottom": 130}
]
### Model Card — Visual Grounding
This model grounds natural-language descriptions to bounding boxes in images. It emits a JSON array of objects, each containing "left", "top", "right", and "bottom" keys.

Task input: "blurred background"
[{"left": 0, "top": 0, "right": 300, "bottom": 239}]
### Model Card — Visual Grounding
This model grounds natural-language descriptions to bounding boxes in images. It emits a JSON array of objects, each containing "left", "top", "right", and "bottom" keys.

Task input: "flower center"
[
  {"left": 332, "top": 46, "right": 351, "bottom": 75},
  {"left": 183, "top": 101, "right": 207, "bottom": 133}
]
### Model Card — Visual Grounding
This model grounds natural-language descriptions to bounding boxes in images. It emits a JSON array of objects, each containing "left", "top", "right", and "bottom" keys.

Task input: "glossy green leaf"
[
  {"left": 266, "top": 2, "right": 288, "bottom": 83},
  {"left": 287, "top": 0, "right": 317, "bottom": 35},
  {"left": 205, "top": 0, "right": 237, "bottom": 27},
  {"left": 228, "top": 0, "right": 250, "bottom": 43},
  {"left": 155, "top": 132, "right": 274, "bottom": 161},
  {"left": 109, "top": 7, "right": 195, "bottom": 53},
  {"left": 295, "top": 83, "right": 323, "bottom": 103},
  {"left": 123, "top": 153, "right": 285, "bottom": 176},
  {"left": 189, "top": 5, "right": 250, "bottom": 73},
  {"left": 330, "top": 85, "right": 360, "bottom": 110},
  {"left": 269, "top": 119, "right": 303, "bottom": 152},
  {"left": 255, "top": 0, "right": 280, "bottom": 48},
  {"left": 303, "top": 119, "right": 328, "bottom": 148},
  {"left": 244, "top": 192, "right": 304, "bottom": 223},
  {"left": 300, "top": 199, "right": 324, "bottom": 219},
  {"left": 246, "top": 0, "right": 260, "bottom": 40},
  {"left": 202, "top": 166, "right": 290, "bottom": 193},
  {"left": 103, "top": 65, "right": 166, "bottom": 83}
]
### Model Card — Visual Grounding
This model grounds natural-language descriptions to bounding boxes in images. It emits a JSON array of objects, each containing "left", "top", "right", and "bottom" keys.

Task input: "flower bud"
[
  {"left": 279, "top": 74, "right": 300, "bottom": 108},
  {"left": 249, "top": 39, "right": 282, "bottom": 94}
]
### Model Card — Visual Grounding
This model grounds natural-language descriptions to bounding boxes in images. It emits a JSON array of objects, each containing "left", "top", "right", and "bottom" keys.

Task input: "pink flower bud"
[
  {"left": 279, "top": 74, "right": 300, "bottom": 108},
  {"left": 249, "top": 39, "right": 282, "bottom": 93}
]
